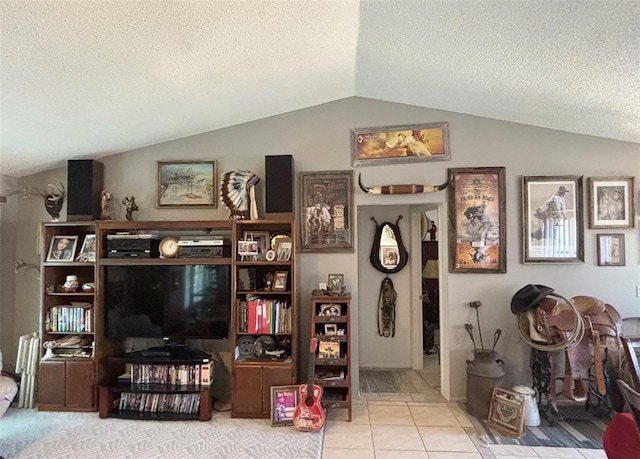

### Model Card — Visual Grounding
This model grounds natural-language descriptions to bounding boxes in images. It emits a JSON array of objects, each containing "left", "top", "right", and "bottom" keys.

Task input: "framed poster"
[
  {"left": 270, "top": 385, "right": 299, "bottom": 426},
  {"left": 588, "top": 176, "right": 634, "bottom": 229},
  {"left": 597, "top": 233, "right": 625, "bottom": 266},
  {"left": 300, "top": 170, "right": 353, "bottom": 252},
  {"left": 522, "top": 175, "right": 584, "bottom": 263},
  {"left": 351, "top": 122, "right": 450, "bottom": 167},
  {"left": 157, "top": 161, "right": 217, "bottom": 208},
  {"left": 448, "top": 167, "right": 506, "bottom": 273}
]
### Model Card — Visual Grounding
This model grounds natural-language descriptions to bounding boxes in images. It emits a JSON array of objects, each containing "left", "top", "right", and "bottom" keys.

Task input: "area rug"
[
  {"left": 0, "top": 408, "right": 324, "bottom": 459},
  {"left": 471, "top": 405, "right": 608, "bottom": 449},
  {"left": 359, "top": 369, "right": 430, "bottom": 393}
]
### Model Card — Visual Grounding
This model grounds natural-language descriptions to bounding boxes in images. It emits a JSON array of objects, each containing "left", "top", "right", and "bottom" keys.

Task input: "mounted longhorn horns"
[
  {"left": 358, "top": 172, "right": 452, "bottom": 195},
  {"left": 22, "top": 178, "right": 66, "bottom": 221}
]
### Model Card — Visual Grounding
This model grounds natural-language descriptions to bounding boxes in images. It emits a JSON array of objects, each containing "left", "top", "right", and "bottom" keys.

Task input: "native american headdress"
[{"left": 220, "top": 170, "right": 260, "bottom": 219}]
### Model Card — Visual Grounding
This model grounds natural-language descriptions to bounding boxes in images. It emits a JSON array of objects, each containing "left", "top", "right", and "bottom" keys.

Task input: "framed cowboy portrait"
[
  {"left": 351, "top": 122, "right": 450, "bottom": 167},
  {"left": 588, "top": 176, "right": 634, "bottom": 229},
  {"left": 522, "top": 175, "right": 584, "bottom": 263},
  {"left": 300, "top": 170, "right": 353, "bottom": 253},
  {"left": 448, "top": 167, "right": 506, "bottom": 273}
]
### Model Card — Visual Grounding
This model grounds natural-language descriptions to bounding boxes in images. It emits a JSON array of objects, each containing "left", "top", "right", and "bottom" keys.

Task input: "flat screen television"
[{"left": 104, "top": 264, "right": 231, "bottom": 340}]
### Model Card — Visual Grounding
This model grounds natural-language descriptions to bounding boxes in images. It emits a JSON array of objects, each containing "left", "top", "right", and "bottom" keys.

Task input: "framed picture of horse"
[{"left": 300, "top": 170, "right": 353, "bottom": 253}]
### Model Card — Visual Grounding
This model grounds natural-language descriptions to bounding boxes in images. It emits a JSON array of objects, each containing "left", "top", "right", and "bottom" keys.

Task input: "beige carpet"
[{"left": 0, "top": 408, "right": 323, "bottom": 458}]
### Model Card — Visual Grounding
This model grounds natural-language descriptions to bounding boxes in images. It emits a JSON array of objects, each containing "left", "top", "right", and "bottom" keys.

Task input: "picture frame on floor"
[{"left": 270, "top": 385, "right": 299, "bottom": 426}]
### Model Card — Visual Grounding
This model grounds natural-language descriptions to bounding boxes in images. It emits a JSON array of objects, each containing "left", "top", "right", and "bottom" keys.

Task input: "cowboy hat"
[{"left": 510, "top": 284, "right": 555, "bottom": 314}]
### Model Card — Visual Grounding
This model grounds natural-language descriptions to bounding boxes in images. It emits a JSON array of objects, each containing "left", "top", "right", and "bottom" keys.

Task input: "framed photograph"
[
  {"left": 238, "top": 240, "right": 259, "bottom": 257},
  {"left": 275, "top": 238, "right": 292, "bottom": 261},
  {"left": 597, "top": 233, "right": 625, "bottom": 266},
  {"left": 270, "top": 385, "right": 299, "bottom": 426},
  {"left": 448, "top": 167, "right": 506, "bottom": 273},
  {"left": 523, "top": 175, "right": 584, "bottom": 263},
  {"left": 157, "top": 160, "right": 217, "bottom": 208},
  {"left": 75, "top": 234, "right": 96, "bottom": 262},
  {"left": 318, "top": 340, "right": 340, "bottom": 359},
  {"left": 273, "top": 271, "right": 288, "bottom": 291},
  {"left": 47, "top": 235, "right": 78, "bottom": 262},
  {"left": 327, "top": 274, "right": 344, "bottom": 294},
  {"left": 588, "top": 176, "right": 634, "bottom": 229},
  {"left": 243, "top": 231, "right": 270, "bottom": 260},
  {"left": 319, "top": 303, "right": 341, "bottom": 317},
  {"left": 300, "top": 170, "right": 353, "bottom": 253},
  {"left": 351, "top": 122, "right": 450, "bottom": 167},
  {"left": 324, "top": 324, "right": 337, "bottom": 336}
]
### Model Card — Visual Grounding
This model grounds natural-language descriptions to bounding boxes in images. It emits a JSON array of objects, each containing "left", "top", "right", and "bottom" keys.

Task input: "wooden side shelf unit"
[{"left": 311, "top": 294, "right": 351, "bottom": 421}]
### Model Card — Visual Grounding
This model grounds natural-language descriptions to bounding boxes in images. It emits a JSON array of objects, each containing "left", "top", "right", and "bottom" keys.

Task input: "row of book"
[
  {"left": 45, "top": 305, "right": 93, "bottom": 333},
  {"left": 237, "top": 299, "right": 291, "bottom": 334},
  {"left": 118, "top": 392, "right": 201, "bottom": 414},
  {"left": 129, "top": 363, "right": 212, "bottom": 386}
]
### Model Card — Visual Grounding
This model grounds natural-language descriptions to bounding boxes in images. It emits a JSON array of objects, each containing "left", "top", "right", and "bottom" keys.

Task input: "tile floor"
[{"left": 321, "top": 356, "right": 607, "bottom": 459}]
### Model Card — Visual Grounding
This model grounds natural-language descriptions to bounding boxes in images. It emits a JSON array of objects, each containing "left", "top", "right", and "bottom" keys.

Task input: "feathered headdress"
[{"left": 220, "top": 170, "right": 260, "bottom": 219}]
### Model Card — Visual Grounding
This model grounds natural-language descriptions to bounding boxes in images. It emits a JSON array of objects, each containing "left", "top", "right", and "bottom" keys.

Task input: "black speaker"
[
  {"left": 67, "top": 160, "right": 104, "bottom": 221},
  {"left": 265, "top": 155, "right": 294, "bottom": 215}
]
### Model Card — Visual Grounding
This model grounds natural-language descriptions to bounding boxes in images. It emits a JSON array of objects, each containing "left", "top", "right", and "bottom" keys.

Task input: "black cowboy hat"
[{"left": 510, "top": 284, "right": 555, "bottom": 314}]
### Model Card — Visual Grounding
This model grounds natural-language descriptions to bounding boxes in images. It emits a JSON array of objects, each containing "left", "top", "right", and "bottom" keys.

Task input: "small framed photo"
[
  {"left": 75, "top": 234, "right": 96, "bottom": 262},
  {"left": 275, "top": 238, "right": 292, "bottom": 261},
  {"left": 270, "top": 385, "right": 299, "bottom": 426},
  {"left": 47, "top": 235, "right": 78, "bottom": 262},
  {"left": 588, "top": 177, "right": 634, "bottom": 229},
  {"left": 327, "top": 274, "right": 344, "bottom": 294},
  {"left": 273, "top": 271, "right": 288, "bottom": 291},
  {"left": 597, "top": 233, "right": 625, "bottom": 266},
  {"left": 319, "top": 303, "right": 341, "bottom": 317},
  {"left": 156, "top": 160, "right": 217, "bottom": 208},
  {"left": 238, "top": 240, "right": 259, "bottom": 257},
  {"left": 243, "top": 231, "right": 270, "bottom": 260},
  {"left": 324, "top": 324, "right": 337, "bottom": 336}
]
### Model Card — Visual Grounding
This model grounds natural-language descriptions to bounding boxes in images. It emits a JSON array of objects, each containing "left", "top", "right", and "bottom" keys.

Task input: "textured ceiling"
[{"left": 1, "top": 1, "right": 638, "bottom": 178}]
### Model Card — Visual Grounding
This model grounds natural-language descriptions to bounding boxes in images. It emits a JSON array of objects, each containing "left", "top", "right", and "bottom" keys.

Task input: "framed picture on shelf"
[
  {"left": 273, "top": 271, "right": 288, "bottom": 291},
  {"left": 522, "top": 175, "right": 584, "bottom": 263},
  {"left": 243, "top": 231, "right": 270, "bottom": 260},
  {"left": 270, "top": 385, "right": 299, "bottom": 426},
  {"left": 597, "top": 233, "right": 625, "bottom": 266},
  {"left": 327, "top": 273, "right": 344, "bottom": 294},
  {"left": 156, "top": 160, "right": 217, "bottom": 208},
  {"left": 300, "top": 170, "right": 354, "bottom": 253},
  {"left": 351, "top": 122, "right": 450, "bottom": 167},
  {"left": 75, "top": 234, "right": 96, "bottom": 262},
  {"left": 448, "top": 167, "right": 506, "bottom": 273},
  {"left": 318, "top": 340, "right": 340, "bottom": 359},
  {"left": 47, "top": 235, "right": 78, "bottom": 261},
  {"left": 275, "top": 238, "right": 292, "bottom": 261},
  {"left": 324, "top": 324, "right": 337, "bottom": 335},
  {"left": 238, "top": 240, "right": 259, "bottom": 257},
  {"left": 319, "top": 303, "right": 341, "bottom": 317},
  {"left": 588, "top": 176, "right": 634, "bottom": 229}
]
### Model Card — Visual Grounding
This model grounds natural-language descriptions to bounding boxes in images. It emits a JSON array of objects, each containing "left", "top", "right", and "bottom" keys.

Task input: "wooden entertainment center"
[{"left": 38, "top": 219, "right": 298, "bottom": 420}]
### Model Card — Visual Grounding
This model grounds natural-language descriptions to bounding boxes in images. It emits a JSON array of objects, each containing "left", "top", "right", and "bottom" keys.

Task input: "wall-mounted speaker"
[
  {"left": 265, "top": 155, "right": 294, "bottom": 216},
  {"left": 67, "top": 160, "right": 104, "bottom": 221}
]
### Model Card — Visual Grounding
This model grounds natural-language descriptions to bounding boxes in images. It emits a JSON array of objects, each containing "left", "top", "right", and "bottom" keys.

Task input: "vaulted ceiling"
[{"left": 1, "top": 1, "right": 638, "bottom": 178}]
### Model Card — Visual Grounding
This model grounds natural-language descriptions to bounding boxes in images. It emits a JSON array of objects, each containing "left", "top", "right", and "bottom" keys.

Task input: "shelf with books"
[
  {"left": 230, "top": 219, "right": 297, "bottom": 418},
  {"left": 311, "top": 294, "right": 351, "bottom": 421}
]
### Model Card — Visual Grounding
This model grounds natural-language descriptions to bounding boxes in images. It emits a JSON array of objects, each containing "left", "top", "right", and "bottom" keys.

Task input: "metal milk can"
[{"left": 466, "top": 349, "right": 505, "bottom": 418}]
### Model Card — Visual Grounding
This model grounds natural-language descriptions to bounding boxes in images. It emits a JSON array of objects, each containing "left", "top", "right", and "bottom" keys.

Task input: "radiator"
[{"left": 16, "top": 332, "right": 39, "bottom": 409}]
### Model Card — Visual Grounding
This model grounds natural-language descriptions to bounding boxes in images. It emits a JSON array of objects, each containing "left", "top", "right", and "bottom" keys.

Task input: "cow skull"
[{"left": 22, "top": 178, "right": 66, "bottom": 220}]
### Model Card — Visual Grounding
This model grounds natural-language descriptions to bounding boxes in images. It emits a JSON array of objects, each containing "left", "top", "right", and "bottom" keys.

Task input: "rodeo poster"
[{"left": 449, "top": 167, "right": 506, "bottom": 273}]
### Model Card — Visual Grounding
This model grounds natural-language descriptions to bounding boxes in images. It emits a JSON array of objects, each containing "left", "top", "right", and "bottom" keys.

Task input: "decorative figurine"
[
  {"left": 264, "top": 272, "right": 274, "bottom": 291},
  {"left": 122, "top": 196, "right": 139, "bottom": 221},
  {"left": 428, "top": 222, "right": 438, "bottom": 241},
  {"left": 100, "top": 190, "right": 114, "bottom": 220}
]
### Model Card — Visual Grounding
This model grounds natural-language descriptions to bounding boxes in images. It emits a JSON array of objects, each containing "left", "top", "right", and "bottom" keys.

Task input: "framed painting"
[
  {"left": 157, "top": 161, "right": 217, "bottom": 208},
  {"left": 351, "top": 122, "right": 450, "bottom": 167},
  {"left": 270, "top": 385, "right": 299, "bottom": 426},
  {"left": 300, "top": 170, "right": 353, "bottom": 252},
  {"left": 522, "top": 175, "right": 584, "bottom": 263},
  {"left": 597, "top": 233, "right": 625, "bottom": 266},
  {"left": 448, "top": 167, "right": 506, "bottom": 273},
  {"left": 588, "top": 176, "right": 634, "bottom": 229},
  {"left": 47, "top": 235, "right": 78, "bottom": 262}
]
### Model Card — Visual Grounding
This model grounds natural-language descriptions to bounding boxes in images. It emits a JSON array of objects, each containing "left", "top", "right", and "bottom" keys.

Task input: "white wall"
[{"left": 2, "top": 97, "right": 639, "bottom": 402}]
